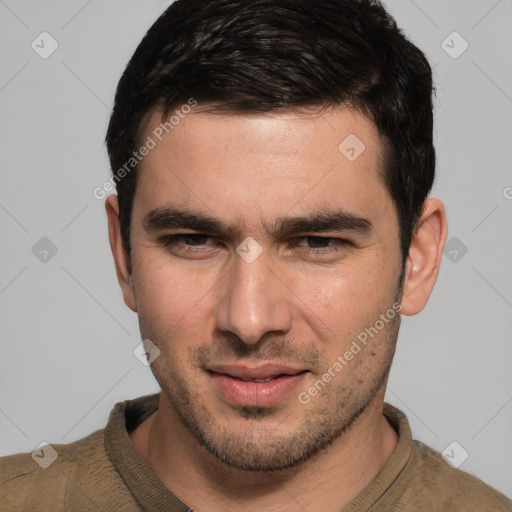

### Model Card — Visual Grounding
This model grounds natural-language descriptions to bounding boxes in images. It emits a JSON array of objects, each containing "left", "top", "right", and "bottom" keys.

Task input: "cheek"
[
  {"left": 288, "top": 260, "right": 397, "bottom": 342},
  {"left": 133, "top": 256, "right": 210, "bottom": 328}
]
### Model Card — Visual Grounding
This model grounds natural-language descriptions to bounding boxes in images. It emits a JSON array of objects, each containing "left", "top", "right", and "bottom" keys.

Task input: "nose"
[{"left": 215, "top": 250, "right": 293, "bottom": 345}]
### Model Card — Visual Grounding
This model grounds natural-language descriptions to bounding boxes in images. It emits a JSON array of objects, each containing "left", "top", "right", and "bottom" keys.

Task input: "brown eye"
[
  {"left": 305, "top": 236, "right": 335, "bottom": 248},
  {"left": 161, "top": 234, "right": 223, "bottom": 259},
  {"left": 293, "top": 237, "right": 349, "bottom": 249},
  {"left": 170, "top": 234, "right": 211, "bottom": 246}
]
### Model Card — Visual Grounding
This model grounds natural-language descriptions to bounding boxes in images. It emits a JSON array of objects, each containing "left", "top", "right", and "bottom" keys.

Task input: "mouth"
[
  {"left": 206, "top": 363, "right": 309, "bottom": 408},
  {"left": 231, "top": 375, "right": 287, "bottom": 383}
]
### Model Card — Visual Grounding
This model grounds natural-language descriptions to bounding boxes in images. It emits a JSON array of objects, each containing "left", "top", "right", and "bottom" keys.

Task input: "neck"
[{"left": 130, "top": 388, "right": 398, "bottom": 512}]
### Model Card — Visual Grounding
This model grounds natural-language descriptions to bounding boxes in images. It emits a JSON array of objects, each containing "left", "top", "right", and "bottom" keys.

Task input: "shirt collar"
[{"left": 105, "top": 393, "right": 412, "bottom": 512}]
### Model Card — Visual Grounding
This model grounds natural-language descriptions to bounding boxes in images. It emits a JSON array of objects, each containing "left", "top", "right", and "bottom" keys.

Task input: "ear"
[
  {"left": 105, "top": 194, "right": 137, "bottom": 312},
  {"left": 401, "top": 198, "right": 448, "bottom": 316}
]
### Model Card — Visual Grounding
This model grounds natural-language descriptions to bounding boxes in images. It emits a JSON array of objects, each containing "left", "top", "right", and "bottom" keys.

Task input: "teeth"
[{"left": 253, "top": 377, "right": 275, "bottom": 383}]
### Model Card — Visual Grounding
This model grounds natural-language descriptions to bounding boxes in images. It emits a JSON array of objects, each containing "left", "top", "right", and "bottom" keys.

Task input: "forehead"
[
  {"left": 134, "top": 106, "right": 393, "bottom": 230},
  {"left": 141, "top": 105, "right": 381, "bottom": 164}
]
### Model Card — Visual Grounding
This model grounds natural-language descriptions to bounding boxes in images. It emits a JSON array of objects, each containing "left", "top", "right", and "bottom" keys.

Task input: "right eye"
[{"left": 161, "top": 233, "right": 223, "bottom": 259}]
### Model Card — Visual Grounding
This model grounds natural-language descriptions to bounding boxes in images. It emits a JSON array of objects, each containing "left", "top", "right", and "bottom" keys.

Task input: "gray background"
[{"left": 1, "top": 0, "right": 511, "bottom": 498}]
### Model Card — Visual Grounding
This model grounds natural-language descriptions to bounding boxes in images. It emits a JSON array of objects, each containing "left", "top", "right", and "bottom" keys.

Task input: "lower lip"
[{"left": 209, "top": 372, "right": 307, "bottom": 408}]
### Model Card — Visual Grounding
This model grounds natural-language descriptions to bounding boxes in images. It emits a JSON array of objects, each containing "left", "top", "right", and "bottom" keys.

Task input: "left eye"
[{"left": 293, "top": 236, "right": 348, "bottom": 249}]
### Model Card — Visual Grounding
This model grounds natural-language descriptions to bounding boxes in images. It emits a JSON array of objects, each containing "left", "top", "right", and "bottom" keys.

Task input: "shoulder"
[
  {"left": 381, "top": 404, "right": 512, "bottom": 511},
  {"left": 0, "top": 429, "right": 115, "bottom": 511},
  {"left": 402, "top": 440, "right": 512, "bottom": 511}
]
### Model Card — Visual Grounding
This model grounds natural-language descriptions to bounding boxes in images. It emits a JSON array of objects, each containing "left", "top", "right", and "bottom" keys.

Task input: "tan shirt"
[{"left": 1, "top": 393, "right": 511, "bottom": 511}]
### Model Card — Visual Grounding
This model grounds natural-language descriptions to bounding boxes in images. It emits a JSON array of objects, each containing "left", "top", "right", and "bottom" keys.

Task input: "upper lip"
[{"left": 207, "top": 363, "right": 307, "bottom": 381}]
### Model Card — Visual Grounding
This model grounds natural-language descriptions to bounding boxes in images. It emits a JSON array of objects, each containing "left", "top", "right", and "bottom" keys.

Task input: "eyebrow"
[
  {"left": 143, "top": 207, "right": 238, "bottom": 237},
  {"left": 269, "top": 210, "right": 373, "bottom": 238},
  {"left": 142, "top": 206, "right": 373, "bottom": 239}
]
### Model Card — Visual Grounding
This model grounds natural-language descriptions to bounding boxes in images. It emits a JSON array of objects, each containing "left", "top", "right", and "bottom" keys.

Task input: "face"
[{"left": 126, "top": 106, "right": 404, "bottom": 471}]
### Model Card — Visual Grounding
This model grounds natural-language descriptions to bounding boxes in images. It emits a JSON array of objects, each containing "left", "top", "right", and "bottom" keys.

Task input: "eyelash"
[
  {"left": 162, "top": 234, "right": 350, "bottom": 256},
  {"left": 291, "top": 236, "right": 351, "bottom": 254}
]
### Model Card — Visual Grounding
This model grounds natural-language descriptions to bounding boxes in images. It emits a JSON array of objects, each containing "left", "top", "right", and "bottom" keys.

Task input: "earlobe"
[
  {"left": 105, "top": 194, "right": 138, "bottom": 312},
  {"left": 400, "top": 198, "right": 448, "bottom": 316}
]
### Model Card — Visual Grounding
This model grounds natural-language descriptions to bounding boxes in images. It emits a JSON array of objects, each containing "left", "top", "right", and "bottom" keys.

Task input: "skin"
[{"left": 106, "top": 105, "right": 447, "bottom": 512}]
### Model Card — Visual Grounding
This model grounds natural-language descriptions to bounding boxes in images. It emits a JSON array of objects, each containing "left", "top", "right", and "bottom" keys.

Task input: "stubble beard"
[{"left": 141, "top": 308, "right": 400, "bottom": 473}]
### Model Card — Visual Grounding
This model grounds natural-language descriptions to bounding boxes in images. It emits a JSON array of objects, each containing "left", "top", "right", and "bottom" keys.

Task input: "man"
[{"left": 1, "top": 0, "right": 511, "bottom": 510}]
